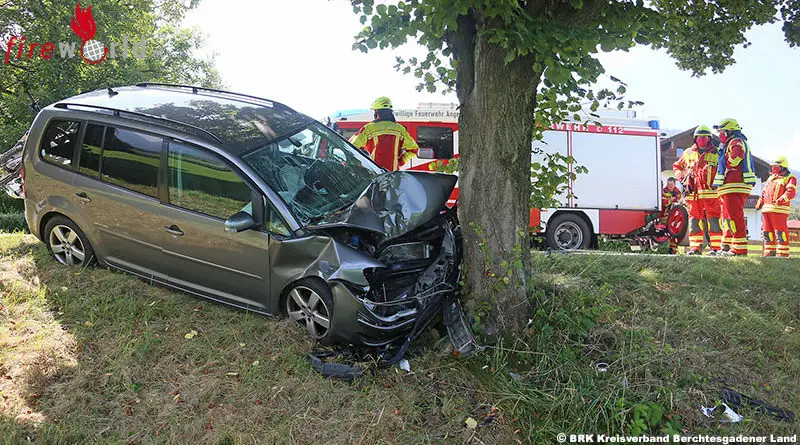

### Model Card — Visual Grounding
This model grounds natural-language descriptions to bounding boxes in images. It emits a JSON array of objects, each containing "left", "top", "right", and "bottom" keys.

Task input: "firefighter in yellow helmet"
[
  {"left": 712, "top": 118, "right": 757, "bottom": 256},
  {"left": 756, "top": 156, "right": 797, "bottom": 257},
  {"left": 673, "top": 125, "right": 722, "bottom": 255},
  {"left": 349, "top": 97, "right": 419, "bottom": 171}
]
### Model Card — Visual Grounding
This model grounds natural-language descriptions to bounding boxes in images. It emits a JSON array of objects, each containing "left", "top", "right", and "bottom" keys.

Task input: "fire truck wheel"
[{"left": 546, "top": 213, "right": 591, "bottom": 251}]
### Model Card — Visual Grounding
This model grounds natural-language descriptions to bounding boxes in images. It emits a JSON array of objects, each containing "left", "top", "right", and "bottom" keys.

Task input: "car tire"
[
  {"left": 284, "top": 278, "right": 336, "bottom": 345},
  {"left": 545, "top": 213, "right": 592, "bottom": 251},
  {"left": 44, "top": 216, "right": 95, "bottom": 268}
]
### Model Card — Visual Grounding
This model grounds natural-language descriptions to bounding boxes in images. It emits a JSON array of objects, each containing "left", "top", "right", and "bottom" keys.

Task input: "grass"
[
  {"left": 2, "top": 232, "right": 800, "bottom": 443},
  {"left": 0, "top": 233, "right": 516, "bottom": 444},
  {"left": 467, "top": 251, "right": 800, "bottom": 440},
  {"left": 0, "top": 195, "right": 26, "bottom": 233}
]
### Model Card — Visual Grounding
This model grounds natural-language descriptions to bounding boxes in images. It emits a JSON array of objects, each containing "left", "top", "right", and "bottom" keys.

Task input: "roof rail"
[
  {"left": 135, "top": 83, "right": 296, "bottom": 112},
  {"left": 53, "top": 102, "right": 223, "bottom": 144}
]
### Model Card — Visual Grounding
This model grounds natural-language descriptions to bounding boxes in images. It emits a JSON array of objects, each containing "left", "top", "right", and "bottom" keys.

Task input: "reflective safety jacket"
[
  {"left": 758, "top": 171, "right": 798, "bottom": 214},
  {"left": 672, "top": 143, "right": 720, "bottom": 200},
  {"left": 349, "top": 120, "right": 419, "bottom": 171},
  {"left": 713, "top": 132, "right": 757, "bottom": 195}
]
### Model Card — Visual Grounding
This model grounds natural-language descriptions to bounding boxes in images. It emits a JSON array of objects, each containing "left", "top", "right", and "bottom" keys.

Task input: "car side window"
[
  {"left": 168, "top": 142, "right": 252, "bottom": 220},
  {"left": 79, "top": 124, "right": 104, "bottom": 177},
  {"left": 101, "top": 127, "right": 161, "bottom": 198},
  {"left": 416, "top": 126, "right": 454, "bottom": 159},
  {"left": 265, "top": 201, "right": 291, "bottom": 236},
  {"left": 40, "top": 120, "right": 81, "bottom": 168}
]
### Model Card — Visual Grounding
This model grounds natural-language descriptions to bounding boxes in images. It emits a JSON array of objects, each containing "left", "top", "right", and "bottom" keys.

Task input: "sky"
[{"left": 184, "top": 0, "right": 800, "bottom": 166}]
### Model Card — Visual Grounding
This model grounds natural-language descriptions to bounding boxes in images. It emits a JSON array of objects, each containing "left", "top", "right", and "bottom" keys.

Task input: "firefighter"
[
  {"left": 756, "top": 156, "right": 797, "bottom": 257},
  {"left": 662, "top": 177, "right": 682, "bottom": 254},
  {"left": 673, "top": 125, "right": 722, "bottom": 255},
  {"left": 349, "top": 96, "right": 419, "bottom": 171},
  {"left": 712, "top": 118, "right": 757, "bottom": 256}
]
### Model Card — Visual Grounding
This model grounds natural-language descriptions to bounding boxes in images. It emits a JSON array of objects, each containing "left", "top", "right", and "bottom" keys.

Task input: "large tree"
[
  {"left": 350, "top": 0, "right": 799, "bottom": 331},
  {"left": 1, "top": 0, "right": 221, "bottom": 149}
]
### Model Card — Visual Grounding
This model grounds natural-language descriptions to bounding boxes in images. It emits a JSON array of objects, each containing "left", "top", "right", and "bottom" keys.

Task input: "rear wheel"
[
  {"left": 545, "top": 213, "right": 592, "bottom": 251},
  {"left": 44, "top": 216, "right": 95, "bottom": 267},
  {"left": 284, "top": 279, "right": 335, "bottom": 345}
]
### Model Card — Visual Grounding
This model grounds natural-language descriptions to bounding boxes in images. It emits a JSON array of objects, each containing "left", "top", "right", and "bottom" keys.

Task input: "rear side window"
[
  {"left": 40, "top": 120, "right": 80, "bottom": 167},
  {"left": 79, "top": 124, "right": 104, "bottom": 177},
  {"left": 417, "top": 126, "right": 454, "bottom": 159},
  {"left": 101, "top": 127, "right": 162, "bottom": 198},
  {"left": 168, "top": 142, "right": 252, "bottom": 219}
]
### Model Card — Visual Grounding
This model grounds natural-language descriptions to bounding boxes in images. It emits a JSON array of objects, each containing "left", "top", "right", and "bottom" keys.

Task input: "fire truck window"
[{"left": 417, "top": 126, "right": 454, "bottom": 159}]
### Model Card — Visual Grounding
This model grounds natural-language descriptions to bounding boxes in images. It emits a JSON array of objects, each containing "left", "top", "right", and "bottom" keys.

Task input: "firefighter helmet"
[
  {"left": 370, "top": 96, "right": 393, "bottom": 110},
  {"left": 772, "top": 156, "right": 789, "bottom": 169},
  {"left": 713, "top": 118, "right": 741, "bottom": 132},
  {"left": 693, "top": 125, "right": 713, "bottom": 138}
]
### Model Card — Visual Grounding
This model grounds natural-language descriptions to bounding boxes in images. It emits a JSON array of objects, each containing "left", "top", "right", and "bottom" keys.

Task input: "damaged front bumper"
[{"left": 329, "top": 218, "right": 461, "bottom": 347}]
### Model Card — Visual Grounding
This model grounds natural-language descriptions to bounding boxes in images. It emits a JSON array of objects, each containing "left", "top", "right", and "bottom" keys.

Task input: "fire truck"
[{"left": 328, "top": 105, "right": 686, "bottom": 251}]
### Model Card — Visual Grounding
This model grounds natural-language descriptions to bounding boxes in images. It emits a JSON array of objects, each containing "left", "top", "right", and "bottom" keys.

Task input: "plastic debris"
[
  {"left": 398, "top": 359, "right": 411, "bottom": 373},
  {"left": 721, "top": 387, "right": 795, "bottom": 422},
  {"left": 595, "top": 362, "right": 609, "bottom": 373},
  {"left": 509, "top": 372, "right": 521, "bottom": 381},
  {"left": 184, "top": 330, "right": 197, "bottom": 339},
  {"left": 701, "top": 403, "right": 744, "bottom": 423},
  {"left": 465, "top": 417, "right": 478, "bottom": 430}
]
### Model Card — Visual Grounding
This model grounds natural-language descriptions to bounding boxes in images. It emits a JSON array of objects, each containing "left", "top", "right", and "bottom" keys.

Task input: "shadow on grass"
[{"left": 0, "top": 235, "right": 515, "bottom": 444}]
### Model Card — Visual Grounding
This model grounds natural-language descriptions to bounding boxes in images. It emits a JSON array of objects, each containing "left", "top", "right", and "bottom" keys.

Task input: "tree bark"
[{"left": 451, "top": 17, "right": 543, "bottom": 332}]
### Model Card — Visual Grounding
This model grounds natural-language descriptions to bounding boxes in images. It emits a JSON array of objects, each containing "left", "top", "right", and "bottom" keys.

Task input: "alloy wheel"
[
  {"left": 286, "top": 286, "right": 331, "bottom": 339},
  {"left": 49, "top": 225, "right": 87, "bottom": 267}
]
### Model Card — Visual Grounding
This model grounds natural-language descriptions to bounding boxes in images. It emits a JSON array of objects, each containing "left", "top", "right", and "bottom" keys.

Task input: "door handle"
[
  {"left": 164, "top": 225, "right": 184, "bottom": 236},
  {"left": 75, "top": 192, "right": 92, "bottom": 203}
]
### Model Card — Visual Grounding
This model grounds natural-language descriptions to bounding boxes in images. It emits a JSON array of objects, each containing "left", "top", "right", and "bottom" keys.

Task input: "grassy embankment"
[{"left": 1, "top": 232, "right": 798, "bottom": 443}]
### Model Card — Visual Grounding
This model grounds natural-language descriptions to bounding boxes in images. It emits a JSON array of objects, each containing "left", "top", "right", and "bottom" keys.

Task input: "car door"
[
  {"left": 70, "top": 124, "right": 171, "bottom": 277},
  {"left": 157, "top": 140, "right": 273, "bottom": 312}
]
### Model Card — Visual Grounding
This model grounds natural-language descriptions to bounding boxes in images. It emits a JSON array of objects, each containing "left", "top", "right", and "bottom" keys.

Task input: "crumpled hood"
[{"left": 307, "top": 171, "right": 457, "bottom": 241}]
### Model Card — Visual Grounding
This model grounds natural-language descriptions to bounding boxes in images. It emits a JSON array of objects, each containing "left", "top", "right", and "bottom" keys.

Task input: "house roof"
[{"left": 788, "top": 220, "right": 800, "bottom": 229}]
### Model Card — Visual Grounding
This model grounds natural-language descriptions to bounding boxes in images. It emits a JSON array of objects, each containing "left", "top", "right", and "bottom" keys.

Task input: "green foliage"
[
  {"left": 0, "top": 0, "right": 222, "bottom": 150},
  {"left": 350, "top": 0, "right": 799, "bottom": 211},
  {"left": 790, "top": 205, "right": 800, "bottom": 221}
]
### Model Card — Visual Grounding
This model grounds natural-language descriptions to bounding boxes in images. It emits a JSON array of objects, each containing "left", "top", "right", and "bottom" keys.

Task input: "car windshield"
[{"left": 241, "top": 122, "right": 383, "bottom": 225}]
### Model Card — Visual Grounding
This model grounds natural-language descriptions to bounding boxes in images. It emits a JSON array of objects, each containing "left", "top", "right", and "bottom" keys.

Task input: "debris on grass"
[
  {"left": 398, "top": 359, "right": 411, "bottom": 373},
  {"left": 721, "top": 387, "right": 795, "bottom": 422},
  {"left": 465, "top": 417, "right": 478, "bottom": 429},
  {"left": 184, "top": 330, "right": 197, "bottom": 339},
  {"left": 701, "top": 403, "right": 744, "bottom": 423}
]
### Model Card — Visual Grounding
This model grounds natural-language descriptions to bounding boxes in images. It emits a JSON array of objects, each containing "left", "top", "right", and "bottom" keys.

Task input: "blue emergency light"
[{"left": 648, "top": 120, "right": 660, "bottom": 130}]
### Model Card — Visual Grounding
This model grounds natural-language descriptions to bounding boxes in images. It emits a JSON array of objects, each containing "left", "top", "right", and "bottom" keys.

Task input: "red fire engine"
[{"left": 329, "top": 104, "right": 686, "bottom": 251}]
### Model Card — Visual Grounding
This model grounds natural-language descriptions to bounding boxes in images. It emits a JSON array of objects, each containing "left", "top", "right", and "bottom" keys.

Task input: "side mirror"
[
  {"left": 224, "top": 211, "right": 256, "bottom": 233},
  {"left": 418, "top": 147, "right": 436, "bottom": 159}
]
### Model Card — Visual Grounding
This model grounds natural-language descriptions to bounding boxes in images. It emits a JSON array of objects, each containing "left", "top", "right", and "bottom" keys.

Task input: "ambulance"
[{"left": 328, "top": 104, "right": 686, "bottom": 251}]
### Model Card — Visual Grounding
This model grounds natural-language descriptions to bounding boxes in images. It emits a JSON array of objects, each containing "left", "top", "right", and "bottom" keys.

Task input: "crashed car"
[{"left": 19, "top": 83, "right": 462, "bottom": 347}]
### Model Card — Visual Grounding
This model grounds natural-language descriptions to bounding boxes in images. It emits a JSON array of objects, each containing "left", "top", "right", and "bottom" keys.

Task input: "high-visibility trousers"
[
  {"left": 720, "top": 192, "right": 748, "bottom": 255},
  {"left": 762, "top": 212, "right": 790, "bottom": 257},
  {"left": 687, "top": 197, "right": 722, "bottom": 253}
]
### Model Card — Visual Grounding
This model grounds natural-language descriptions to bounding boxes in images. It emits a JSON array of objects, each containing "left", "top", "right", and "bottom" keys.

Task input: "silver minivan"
[{"left": 19, "top": 84, "right": 461, "bottom": 348}]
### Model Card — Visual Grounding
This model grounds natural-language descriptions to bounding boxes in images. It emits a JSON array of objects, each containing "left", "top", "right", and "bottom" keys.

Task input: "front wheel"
[
  {"left": 284, "top": 278, "right": 336, "bottom": 345},
  {"left": 545, "top": 213, "right": 592, "bottom": 251}
]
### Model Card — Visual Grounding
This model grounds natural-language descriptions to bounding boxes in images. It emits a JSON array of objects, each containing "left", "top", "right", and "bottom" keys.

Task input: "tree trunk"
[{"left": 452, "top": 19, "right": 543, "bottom": 332}]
